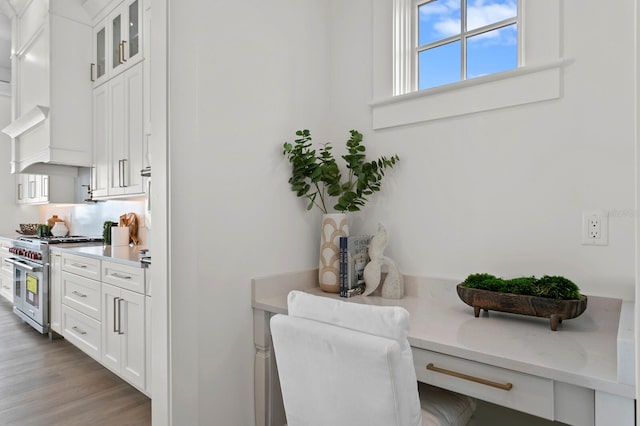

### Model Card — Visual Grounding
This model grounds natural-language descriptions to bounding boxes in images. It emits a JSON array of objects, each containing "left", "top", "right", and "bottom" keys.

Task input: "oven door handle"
[{"left": 5, "top": 257, "right": 42, "bottom": 272}]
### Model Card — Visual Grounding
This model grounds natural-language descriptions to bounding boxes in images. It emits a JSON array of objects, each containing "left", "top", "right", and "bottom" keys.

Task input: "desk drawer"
[
  {"left": 62, "top": 253, "right": 101, "bottom": 281},
  {"left": 413, "top": 348, "right": 554, "bottom": 420}
]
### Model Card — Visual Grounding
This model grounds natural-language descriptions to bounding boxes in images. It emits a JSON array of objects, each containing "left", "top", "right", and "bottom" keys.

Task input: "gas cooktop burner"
[{"left": 18, "top": 235, "right": 104, "bottom": 244}]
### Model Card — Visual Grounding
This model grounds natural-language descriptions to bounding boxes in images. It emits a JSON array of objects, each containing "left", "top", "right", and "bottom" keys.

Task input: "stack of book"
[{"left": 339, "top": 235, "right": 372, "bottom": 298}]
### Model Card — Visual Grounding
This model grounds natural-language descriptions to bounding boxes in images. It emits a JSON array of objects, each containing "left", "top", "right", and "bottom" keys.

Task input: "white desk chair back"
[{"left": 270, "top": 291, "right": 476, "bottom": 426}]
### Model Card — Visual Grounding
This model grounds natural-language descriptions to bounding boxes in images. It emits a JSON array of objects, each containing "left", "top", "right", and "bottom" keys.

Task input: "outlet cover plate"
[{"left": 582, "top": 210, "right": 609, "bottom": 246}]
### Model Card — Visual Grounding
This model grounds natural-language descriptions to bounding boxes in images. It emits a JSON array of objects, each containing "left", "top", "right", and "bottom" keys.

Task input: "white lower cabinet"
[
  {"left": 58, "top": 251, "right": 149, "bottom": 395},
  {"left": 50, "top": 252, "right": 62, "bottom": 333},
  {"left": 145, "top": 295, "right": 151, "bottom": 396},
  {"left": 60, "top": 251, "right": 103, "bottom": 361},
  {"left": 0, "top": 243, "right": 13, "bottom": 303},
  {"left": 0, "top": 270, "right": 13, "bottom": 303},
  {"left": 102, "top": 282, "right": 146, "bottom": 391}
]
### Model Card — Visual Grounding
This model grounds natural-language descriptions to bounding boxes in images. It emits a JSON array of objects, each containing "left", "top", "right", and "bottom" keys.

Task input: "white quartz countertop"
[
  {"left": 50, "top": 244, "right": 146, "bottom": 267},
  {"left": 252, "top": 272, "right": 634, "bottom": 399}
]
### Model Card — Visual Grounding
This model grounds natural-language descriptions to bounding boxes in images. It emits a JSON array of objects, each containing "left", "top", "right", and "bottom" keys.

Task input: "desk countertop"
[{"left": 252, "top": 272, "right": 634, "bottom": 399}]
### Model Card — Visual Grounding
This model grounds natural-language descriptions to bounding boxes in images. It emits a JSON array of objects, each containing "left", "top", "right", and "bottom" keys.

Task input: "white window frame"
[{"left": 371, "top": 0, "right": 565, "bottom": 130}]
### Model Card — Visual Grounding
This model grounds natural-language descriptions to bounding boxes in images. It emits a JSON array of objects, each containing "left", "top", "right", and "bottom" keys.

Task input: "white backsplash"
[{"left": 38, "top": 199, "right": 148, "bottom": 246}]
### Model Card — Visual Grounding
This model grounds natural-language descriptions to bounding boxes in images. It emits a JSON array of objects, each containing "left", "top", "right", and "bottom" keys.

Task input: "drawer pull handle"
[
  {"left": 71, "top": 263, "right": 87, "bottom": 268},
  {"left": 72, "top": 326, "right": 87, "bottom": 335},
  {"left": 72, "top": 290, "right": 87, "bottom": 298},
  {"left": 426, "top": 363, "right": 513, "bottom": 391},
  {"left": 111, "top": 273, "right": 132, "bottom": 280}
]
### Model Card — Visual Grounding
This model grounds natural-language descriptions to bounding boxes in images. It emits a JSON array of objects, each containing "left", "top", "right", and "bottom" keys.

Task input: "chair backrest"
[{"left": 270, "top": 291, "right": 422, "bottom": 426}]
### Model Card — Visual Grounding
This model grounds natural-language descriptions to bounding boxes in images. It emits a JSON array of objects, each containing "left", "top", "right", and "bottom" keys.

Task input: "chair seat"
[{"left": 419, "top": 382, "right": 476, "bottom": 426}]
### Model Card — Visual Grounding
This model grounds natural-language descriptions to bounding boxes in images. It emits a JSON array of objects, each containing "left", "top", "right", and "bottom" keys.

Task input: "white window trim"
[{"left": 371, "top": 0, "right": 564, "bottom": 130}]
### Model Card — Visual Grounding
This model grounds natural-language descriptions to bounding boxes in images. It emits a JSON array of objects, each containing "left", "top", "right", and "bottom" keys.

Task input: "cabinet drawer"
[
  {"left": 413, "top": 348, "right": 554, "bottom": 420},
  {"left": 62, "top": 305, "right": 101, "bottom": 361},
  {"left": 62, "top": 271, "right": 101, "bottom": 320},
  {"left": 0, "top": 270, "right": 12, "bottom": 303},
  {"left": 62, "top": 253, "right": 101, "bottom": 280},
  {"left": 102, "top": 261, "right": 145, "bottom": 294},
  {"left": 0, "top": 247, "right": 12, "bottom": 274}
]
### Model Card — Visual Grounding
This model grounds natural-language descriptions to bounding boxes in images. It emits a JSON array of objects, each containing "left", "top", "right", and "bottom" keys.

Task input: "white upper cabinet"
[
  {"left": 93, "top": 62, "right": 144, "bottom": 198},
  {"left": 15, "top": 173, "right": 77, "bottom": 205},
  {"left": 92, "top": 83, "right": 109, "bottom": 197},
  {"left": 91, "top": 0, "right": 146, "bottom": 199},
  {"left": 91, "top": 0, "right": 143, "bottom": 87}
]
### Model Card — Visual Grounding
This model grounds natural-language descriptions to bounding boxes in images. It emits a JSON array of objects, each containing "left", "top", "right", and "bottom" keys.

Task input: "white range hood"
[
  {"left": 2, "top": 105, "right": 90, "bottom": 177},
  {"left": 1, "top": 105, "right": 48, "bottom": 138},
  {"left": 5, "top": 0, "right": 92, "bottom": 177}
]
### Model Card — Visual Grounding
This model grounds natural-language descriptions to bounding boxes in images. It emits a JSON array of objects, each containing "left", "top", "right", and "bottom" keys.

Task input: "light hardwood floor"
[{"left": 0, "top": 297, "right": 151, "bottom": 426}]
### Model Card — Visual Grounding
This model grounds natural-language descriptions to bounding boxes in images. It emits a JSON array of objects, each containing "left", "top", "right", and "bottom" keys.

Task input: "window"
[
  {"left": 416, "top": 0, "right": 518, "bottom": 91},
  {"left": 370, "top": 0, "right": 562, "bottom": 129}
]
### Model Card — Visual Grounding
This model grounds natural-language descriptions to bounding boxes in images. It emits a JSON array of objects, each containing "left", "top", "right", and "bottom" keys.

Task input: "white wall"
[
  {"left": 169, "top": 0, "right": 330, "bottom": 424},
  {"left": 325, "top": 0, "right": 636, "bottom": 301},
  {"left": 0, "top": 94, "right": 39, "bottom": 233},
  {"left": 168, "top": 0, "right": 637, "bottom": 424}
]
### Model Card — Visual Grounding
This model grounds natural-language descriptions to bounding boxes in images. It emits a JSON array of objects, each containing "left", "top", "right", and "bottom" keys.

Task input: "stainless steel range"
[{"left": 7, "top": 235, "right": 103, "bottom": 333}]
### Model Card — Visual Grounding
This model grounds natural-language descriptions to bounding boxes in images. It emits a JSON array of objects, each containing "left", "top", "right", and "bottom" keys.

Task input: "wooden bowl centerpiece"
[{"left": 457, "top": 274, "right": 587, "bottom": 331}]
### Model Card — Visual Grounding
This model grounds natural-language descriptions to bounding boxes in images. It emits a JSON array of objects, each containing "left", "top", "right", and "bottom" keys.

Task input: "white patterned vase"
[{"left": 319, "top": 213, "right": 349, "bottom": 293}]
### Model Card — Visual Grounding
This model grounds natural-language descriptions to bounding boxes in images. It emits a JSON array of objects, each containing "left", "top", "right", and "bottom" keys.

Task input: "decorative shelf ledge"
[{"left": 2, "top": 105, "right": 49, "bottom": 138}]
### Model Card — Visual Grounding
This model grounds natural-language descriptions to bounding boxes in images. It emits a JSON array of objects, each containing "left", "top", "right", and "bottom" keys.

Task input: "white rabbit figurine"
[{"left": 363, "top": 223, "right": 404, "bottom": 299}]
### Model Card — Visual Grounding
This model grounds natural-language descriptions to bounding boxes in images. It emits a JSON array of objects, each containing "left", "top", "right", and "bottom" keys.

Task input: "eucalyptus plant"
[{"left": 282, "top": 129, "right": 399, "bottom": 213}]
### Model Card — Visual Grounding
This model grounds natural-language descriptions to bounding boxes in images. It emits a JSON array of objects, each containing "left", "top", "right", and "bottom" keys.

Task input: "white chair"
[{"left": 270, "top": 291, "right": 476, "bottom": 426}]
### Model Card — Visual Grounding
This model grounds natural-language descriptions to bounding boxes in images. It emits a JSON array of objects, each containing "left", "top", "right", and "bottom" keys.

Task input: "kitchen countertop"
[
  {"left": 0, "top": 234, "right": 146, "bottom": 267},
  {"left": 50, "top": 244, "right": 147, "bottom": 268},
  {"left": 252, "top": 271, "right": 635, "bottom": 399}
]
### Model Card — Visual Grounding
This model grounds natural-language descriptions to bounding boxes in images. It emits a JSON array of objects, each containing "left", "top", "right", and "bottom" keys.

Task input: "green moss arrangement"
[{"left": 461, "top": 273, "right": 581, "bottom": 300}]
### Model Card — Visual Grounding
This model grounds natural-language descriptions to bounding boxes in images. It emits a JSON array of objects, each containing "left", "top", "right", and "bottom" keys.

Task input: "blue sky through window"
[
  {"left": 419, "top": 41, "right": 461, "bottom": 89},
  {"left": 418, "top": 0, "right": 517, "bottom": 90}
]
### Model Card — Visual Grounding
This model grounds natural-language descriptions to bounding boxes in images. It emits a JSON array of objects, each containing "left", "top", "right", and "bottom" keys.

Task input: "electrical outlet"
[
  {"left": 588, "top": 217, "right": 601, "bottom": 239},
  {"left": 582, "top": 211, "right": 608, "bottom": 246}
]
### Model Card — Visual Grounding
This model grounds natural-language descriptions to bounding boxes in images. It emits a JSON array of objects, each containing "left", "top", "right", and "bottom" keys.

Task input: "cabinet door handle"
[
  {"left": 122, "top": 40, "right": 127, "bottom": 62},
  {"left": 111, "top": 272, "right": 132, "bottom": 280},
  {"left": 71, "top": 263, "right": 87, "bottom": 268},
  {"left": 72, "top": 326, "right": 87, "bottom": 335},
  {"left": 90, "top": 63, "right": 95, "bottom": 81},
  {"left": 146, "top": 179, "right": 151, "bottom": 211},
  {"left": 426, "top": 363, "right": 513, "bottom": 391},
  {"left": 72, "top": 290, "right": 87, "bottom": 298},
  {"left": 119, "top": 159, "right": 128, "bottom": 188},
  {"left": 113, "top": 297, "right": 119, "bottom": 333},
  {"left": 118, "top": 42, "right": 123, "bottom": 64},
  {"left": 118, "top": 298, "right": 124, "bottom": 335}
]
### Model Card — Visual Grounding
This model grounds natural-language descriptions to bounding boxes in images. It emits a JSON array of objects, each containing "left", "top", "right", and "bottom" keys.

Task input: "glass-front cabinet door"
[
  {"left": 109, "top": 0, "right": 142, "bottom": 77},
  {"left": 127, "top": 0, "right": 140, "bottom": 60},
  {"left": 111, "top": 12, "right": 122, "bottom": 71},
  {"left": 92, "top": 0, "right": 143, "bottom": 84},
  {"left": 91, "top": 19, "right": 108, "bottom": 87}
]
